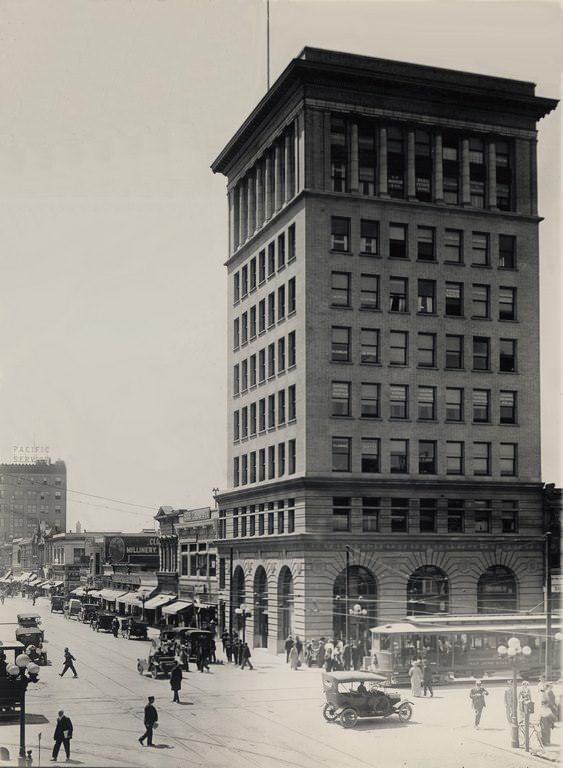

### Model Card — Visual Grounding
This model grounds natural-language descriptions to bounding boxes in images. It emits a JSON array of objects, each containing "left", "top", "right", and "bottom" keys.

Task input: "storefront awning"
[
  {"left": 99, "top": 589, "right": 128, "bottom": 601},
  {"left": 143, "top": 593, "right": 177, "bottom": 610},
  {"left": 27, "top": 576, "right": 42, "bottom": 586},
  {"left": 117, "top": 587, "right": 157, "bottom": 606},
  {"left": 70, "top": 587, "right": 86, "bottom": 597},
  {"left": 162, "top": 601, "right": 193, "bottom": 616},
  {"left": 88, "top": 590, "right": 103, "bottom": 599},
  {"left": 12, "top": 572, "right": 32, "bottom": 583},
  {"left": 0, "top": 571, "right": 12, "bottom": 581}
]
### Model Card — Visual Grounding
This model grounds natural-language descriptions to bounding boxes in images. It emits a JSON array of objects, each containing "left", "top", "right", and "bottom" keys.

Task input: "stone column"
[
  {"left": 256, "top": 162, "right": 264, "bottom": 228},
  {"left": 377, "top": 126, "right": 388, "bottom": 197},
  {"left": 461, "top": 138, "right": 471, "bottom": 206},
  {"left": 228, "top": 189, "right": 235, "bottom": 257},
  {"left": 487, "top": 140, "right": 497, "bottom": 209},
  {"left": 274, "top": 141, "right": 282, "bottom": 211},
  {"left": 433, "top": 132, "right": 444, "bottom": 202},
  {"left": 284, "top": 130, "right": 293, "bottom": 202},
  {"left": 264, "top": 152, "right": 273, "bottom": 220},
  {"left": 247, "top": 171, "right": 255, "bottom": 236},
  {"left": 349, "top": 121, "right": 359, "bottom": 193},
  {"left": 407, "top": 129, "right": 416, "bottom": 199},
  {"left": 238, "top": 181, "right": 247, "bottom": 242}
]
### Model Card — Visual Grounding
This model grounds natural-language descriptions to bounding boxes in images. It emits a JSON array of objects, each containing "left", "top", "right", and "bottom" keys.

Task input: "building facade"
[{"left": 212, "top": 48, "right": 557, "bottom": 652}]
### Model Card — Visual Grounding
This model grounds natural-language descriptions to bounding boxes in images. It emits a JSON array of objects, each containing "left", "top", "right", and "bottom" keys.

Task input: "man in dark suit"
[
  {"left": 51, "top": 709, "right": 73, "bottom": 761},
  {"left": 139, "top": 696, "right": 158, "bottom": 746},
  {"left": 59, "top": 648, "right": 78, "bottom": 678}
]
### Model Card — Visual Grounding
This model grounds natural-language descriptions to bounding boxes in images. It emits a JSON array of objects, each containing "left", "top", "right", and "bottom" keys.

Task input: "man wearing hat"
[
  {"left": 469, "top": 679, "right": 488, "bottom": 729},
  {"left": 139, "top": 696, "right": 158, "bottom": 747}
]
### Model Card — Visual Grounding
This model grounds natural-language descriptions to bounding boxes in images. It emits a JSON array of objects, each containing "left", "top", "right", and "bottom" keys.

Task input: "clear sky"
[{"left": 0, "top": 0, "right": 561, "bottom": 532}]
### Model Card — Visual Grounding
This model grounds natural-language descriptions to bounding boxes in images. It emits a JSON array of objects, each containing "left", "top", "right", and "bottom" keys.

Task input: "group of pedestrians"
[
  {"left": 408, "top": 659, "right": 434, "bottom": 697},
  {"left": 285, "top": 635, "right": 304, "bottom": 670},
  {"left": 220, "top": 631, "right": 254, "bottom": 669},
  {"left": 502, "top": 675, "right": 559, "bottom": 745}
]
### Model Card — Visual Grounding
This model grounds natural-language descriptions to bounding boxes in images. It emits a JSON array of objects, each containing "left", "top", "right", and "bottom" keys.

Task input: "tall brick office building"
[{"left": 212, "top": 48, "right": 557, "bottom": 652}]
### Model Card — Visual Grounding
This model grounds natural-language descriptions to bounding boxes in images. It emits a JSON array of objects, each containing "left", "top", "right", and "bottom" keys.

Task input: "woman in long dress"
[
  {"left": 289, "top": 644, "right": 300, "bottom": 670},
  {"left": 409, "top": 660, "right": 423, "bottom": 697}
]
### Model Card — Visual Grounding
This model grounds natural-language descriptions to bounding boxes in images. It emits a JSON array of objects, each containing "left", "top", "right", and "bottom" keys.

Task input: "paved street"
[{"left": 0, "top": 596, "right": 560, "bottom": 768}]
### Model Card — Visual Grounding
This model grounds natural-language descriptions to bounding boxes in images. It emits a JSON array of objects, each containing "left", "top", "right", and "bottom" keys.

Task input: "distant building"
[{"left": 212, "top": 48, "right": 557, "bottom": 651}]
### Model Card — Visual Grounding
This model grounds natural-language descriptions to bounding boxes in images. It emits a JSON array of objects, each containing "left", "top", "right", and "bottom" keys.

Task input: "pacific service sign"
[{"left": 105, "top": 536, "right": 159, "bottom": 566}]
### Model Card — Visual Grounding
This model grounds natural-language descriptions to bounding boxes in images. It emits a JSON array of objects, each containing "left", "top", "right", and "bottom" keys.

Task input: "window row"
[
  {"left": 332, "top": 271, "right": 517, "bottom": 320},
  {"left": 332, "top": 327, "right": 518, "bottom": 373},
  {"left": 234, "top": 331, "right": 296, "bottom": 394},
  {"left": 331, "top": 381, "right": 518, "bottom": 424},
  {"left": 233, "top": 222, "right": 297, "bottom": 303},
  {"left": 233, "top": 440, "right": 297, "bottom": 486},
  {"left": 225, "top": 499, "right": 296, "bottom": 538},
  {"left": 331, "top": 497, "right": 519, "bottom": 534},
  {"left": 331, "top": 437, "right": 518, "bottom": 476},
  {"left": 331, "top": 115, "right": 512, "bottom": 210},
  {"left": 234, "top": 384, "right": 297, "bottom": 440},
  {"left": 233, "top": 278, "right": 296, "bottom": 348}
]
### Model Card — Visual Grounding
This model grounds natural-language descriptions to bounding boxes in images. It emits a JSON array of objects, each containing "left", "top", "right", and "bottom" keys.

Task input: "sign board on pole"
[{"left": 551, "top": 574, "right": 563, "bottom": 593}]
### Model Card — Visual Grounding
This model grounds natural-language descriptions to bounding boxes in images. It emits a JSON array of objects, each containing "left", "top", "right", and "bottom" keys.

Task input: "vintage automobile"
[
  {"left": 305, "top": 639, "right": 323, "bottom": 667},
  {"left": 120, "top": 617, "right": 149, "bottom": 640},
  {"left": 64, "top": 599, "right": 82, "bottom": 620},
  {"left": 92, "top": 612, "right": 117, "bottom": 633},
  {"left": 15, "top": 626, "right": 44, "bottom": 648},
  {"left": 25, "top": 643, "right": 48, "bottom": 666},
  {"left": 322, "top": 671, "right": 414, "bottom": 728},
  {"left": 50, "top": 595, "right": 65, "bottom": 613},
  {"left": 79, "top": 603, "right": 98, "bottom": 624},
  {"left": 16, "top": 613, "right": 42, "bottom": 628},
  {"left": 157, "top": 627, "right": 213, "bottom": 663},
  {"left": 137, "top": 646, "right": 176, "bottom": 679},
  {"left": 0, "top": 640, "right": 37, "bottom": 717}
]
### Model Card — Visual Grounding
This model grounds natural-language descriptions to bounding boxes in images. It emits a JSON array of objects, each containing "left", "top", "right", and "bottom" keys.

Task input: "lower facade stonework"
[{"left": 217, "top": 537, "right": 545, "bottom": 653}]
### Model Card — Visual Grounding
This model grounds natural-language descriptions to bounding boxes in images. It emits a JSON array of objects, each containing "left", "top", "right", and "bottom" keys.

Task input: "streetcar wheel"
[
  {"left": 398, "top": 704, "right": 413, "bottom": 723},
  {"left": 340, "top": 708, "right": 358, "bottom": 728},
  {"left": 323, "top": 703, "right": 338, "bottom": 722}
]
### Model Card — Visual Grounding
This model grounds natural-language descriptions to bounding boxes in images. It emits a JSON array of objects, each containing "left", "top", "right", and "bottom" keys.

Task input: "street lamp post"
[
  {"left": 344, "top": 546, "right": 351, "bottom": 642},
  {"left": 497, "top": 637, "right": 532, "bottom": 749},
  {"left": 5, "top": 653, "right": 40, "bottom": 765},
  {"left": 234, "top": 604, "right": 251, "bottom": 644},
  {"left": 349, "top": 603, "right": 368, "bottom": 642}
]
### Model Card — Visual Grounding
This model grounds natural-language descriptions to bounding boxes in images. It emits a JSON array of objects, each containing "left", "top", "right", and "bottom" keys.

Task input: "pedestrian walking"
[
  {"left": 170, "top": 662, "right": 183, "bottom": 703},
  {"left": 285, "top": 635, "right": 294, "bottom": 663},
  {"left": 232, "top": 637, "right": 241, "bottom": 666},
  {"left": 240, "top": 642, "right": 254, "bottom": 670},
  {"left": 59, "top": 648, "right": 78, "bottom": 678},
  {"left": 51, "top": 709, "right": 73, "bottom": 761},
  {"left": 197, "top": 644, "right": 210, "bottom": 673},
  {"left": 294, "top": 636, "right": 303, "bottom": 661},
  {"left": 504, "top": 679, "right": 514, "bottom": 723},
  {"left": 111, "top": 616, "right": 119, "bottom": 638},
  {"left": 224, "top": 634, "right": 232, "bottom": 663},
  {"left": 469, "top": 679, "right": 488, "bottom": 729},
  {"left": 408, "top": 660, "right": 423, "bottom": 697},
  {"left": 518, "top": 680, "right": 532, "bottom": 722},
  {"left": 288, "top": 644, "right": 300, "bottom": 671},
  {"left": 422, "top": 660, "right": 433, "bottom": 697},
  {"left": 139, "top": 696, "right": 158, "bottom": 746}
]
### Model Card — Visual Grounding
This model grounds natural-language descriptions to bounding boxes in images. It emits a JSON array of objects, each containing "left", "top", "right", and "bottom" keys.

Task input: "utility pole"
[{"left": 345, "top": 546, "right": 350, "bottom": 642}]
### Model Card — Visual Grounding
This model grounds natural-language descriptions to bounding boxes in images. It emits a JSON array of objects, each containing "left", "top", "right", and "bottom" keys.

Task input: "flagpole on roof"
[{"left": 266, "top": 0, "right": 270, "bottom": 90}]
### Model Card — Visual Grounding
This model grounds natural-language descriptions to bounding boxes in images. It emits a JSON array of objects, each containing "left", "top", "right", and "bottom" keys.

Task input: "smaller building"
[{"left": 176, "top": 507, "right": 218, "bottom": 631}]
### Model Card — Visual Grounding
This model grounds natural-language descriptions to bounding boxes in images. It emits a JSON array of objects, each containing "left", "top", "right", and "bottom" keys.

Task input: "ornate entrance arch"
[
  {"left": 407, "top": 566, "right": 449, "bottom": 616},
  {"left": 278, "top": 567, "right": 294, "bottom": 642},
  {"left": 477, "top": 566, "right": 517, "bottom": 613},
  {"left": 333, "top": 566, "right": 377, "bottom": 641},
  {"left": 253, "top": 566, "right": 268, "bottom": 648}
]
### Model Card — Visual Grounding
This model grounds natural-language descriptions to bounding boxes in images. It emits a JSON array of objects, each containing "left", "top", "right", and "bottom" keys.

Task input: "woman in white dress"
[{"left": 409, "top": 660, "right": 423, "bottom": 697}]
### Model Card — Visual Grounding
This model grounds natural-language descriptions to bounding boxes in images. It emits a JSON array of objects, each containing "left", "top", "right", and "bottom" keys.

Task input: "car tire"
[
  {"left": 340, "top": 708, "right": 358, "bottom": 728},
  {"left": 322, "top": 703, "right": 338, "bottom": 722},
  {"left": 398, "top": 703, "right": 413, "bottom": 723}
]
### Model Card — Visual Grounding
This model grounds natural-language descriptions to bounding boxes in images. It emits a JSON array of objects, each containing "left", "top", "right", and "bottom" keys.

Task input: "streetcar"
[{"left": 370, "top": 614, "right": 560, "bottom": 685}]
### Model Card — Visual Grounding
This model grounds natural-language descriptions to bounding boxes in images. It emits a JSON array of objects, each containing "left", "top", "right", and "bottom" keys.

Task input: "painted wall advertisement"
[{"left": 105, "top": 535, "right": 159, "bottom": 566}]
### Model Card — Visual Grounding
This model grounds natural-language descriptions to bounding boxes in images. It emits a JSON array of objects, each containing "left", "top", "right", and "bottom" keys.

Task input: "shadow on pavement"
[{"left": 151, "top": 744, "right": 174, "bottom": 750}]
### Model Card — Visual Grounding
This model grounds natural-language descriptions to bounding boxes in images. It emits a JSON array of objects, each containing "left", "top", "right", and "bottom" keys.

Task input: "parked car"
[
  {"left": 79, "top": 603, "right": 98, "bottom": 624},
  {"left": 50, "top": 595, "right": 65, "bottom": 613},
  {"left": 64, "top": 599, "right": 82, "bottom": 620},
  {"left": 120, "top": 617, "right": 148, "bottom": 640},
  {"left": 93, "top": 612, "right": 117, "bottom": 632},
  {"left": 15, "top": 626, "right": 44, "bottom": 647},
  {"left": 16, "top": 613, "right": 42, "bottom": 628}
]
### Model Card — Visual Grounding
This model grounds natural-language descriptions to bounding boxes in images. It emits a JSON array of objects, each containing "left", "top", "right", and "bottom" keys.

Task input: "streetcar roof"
[
  {"left": 322, "top": 671, "right": 388, "bottom": 684},
  {"left": 371, "top": 616, "right": 560, "bottom": 635}
]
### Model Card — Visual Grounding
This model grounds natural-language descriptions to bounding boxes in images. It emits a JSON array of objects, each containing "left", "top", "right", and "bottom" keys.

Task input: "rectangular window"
[
  {"left": 241, "top": 312, "right": 248, "bottom": 344},
  {"left": 473, "top": 442, "right": 491, "bottom": 476},
  {"left": 331, "top": 116, "right": 348, "bottom": 192},
  {"left": 444, "top": 229, "right": 462, "bottom": 263},
  {"left": 233, "top": 410, "right": 240, "bottom": 441},
  {"left": 499, "top": 235, "right": 516, "bottom": 269},
  {"left": 390, "top": 498, "right": 408, "bottom": 532},
  {"left": 415, "top": 130, "right": 432, "bottom": 201},
  {"left": 471, "top": 232, "right": 489, "bottom": 266},
  {"left": 500, "top": 443, "right": 517, "bottom": 476},
  {"left": 360, "top": 273, "right": 379, "bottom": 310},
  {"left": 277, "top": 233, "right": 286, "bottom": 270},
  {"left": 249, "top": 354, "right": 256, "bottom": 387},
  {"left": 499, "top": 287, "right": 516, "bottom": 321},
  {"left": 278, "top": 443, "right": 286, "bottom": 477},
  {"left": 258, "top": 249, "right": 266, "bottom": 283},
  {"left": 473, "top": 337, "right": 490, "bottom": 371},
  {"left": 417, "top": 279, "right": 435, "bottom": 313},
  {"left": 258, "top": 349, "right": 266, "bottom": 382},
  {"left": 445, "top": 334, "right": 463, "bottom": 369},
  {"left": 500, "top": 391, "right": 516, "bottom": 424},
  {"left": 496, "top": 140, "right": 512, "bottom": 210},
  {"left": 390, "top": 384, "right": 408, "bottom": 419},
  {"left": 241, "top": 406, "right": 248, "bottom": 437},
  {"left": 278, "top": 338, "right": 286, "bottom": 372},
  {"left": 241, "top": 265, "right": 248, "bottom": 296},
  {"left": 499, "top": 339, "right": 516, "bottom": 372},
  {"left": 360, "top": 219, "right": 378, "bottom": 254},
  {"left": 288, "top": 439, "right": 296, "bottom": 474},
  {"left": 233, "top": 317, "right": 240, "bottom": 349},
  {"left": 259, "top": 398, "right": 266, "bottom": 432},
  {"left": 445, "top": 282, "right": 463, "bottom": 316},
  {"left": 268, "top": 343, "right": 275, "bottom": 377},
  {"left": 288, "top": 384, "right": 296, "bottom": 421},
  {"left": 267, "top": 293, "right": 275, "bottom": 327},
  {"left": 277, "top": 285, "right": 286, "bottom": 320},
  {"left": 241, "top": 455, "right": 248, "bottom": 485},
  {"left": 389, "top": 330, "right": 407, "bottom": 366},
  {"left": 389, "top": 277, "right": 408, "bottom": 312},
  {"left": 442, "top": 132, "right": 460, "bottom": 204},
  {"left": 241, "top": 359, "right": 248, "bottom": 391},
  {"left": 268, "top": 445, "right": 276, "bottom": 479},
  {"left": 387, "top": 126, "right": 405, "bottom": 198},
  {"left": 249, "top": 306, "right": 257, "bottom": 339},
  {"left": 472, "top": 284, "right": 490, "bottom": 319},
  {"left": 474, "top": 500, "right": 492, "bottom": 533},
  {"left": 234, "top": 272, "right": 240, "bottom": 303},
  {"left": 278, "top": 390, "right": 286, "bottom": 425},
  {"left": 417, "top": 227, "right": 435, "bottom": 261},
  {"left": 267, "top": 505, "right": 275, "bottom": 534},
  {"left": 446, "top": 441, "right": 464, "bottom": 475},
  {"left": 446, "top": 387, "right": 463, "bottom": 421},
  {"left": 332, "top": 381, "right": 351, "bottom": 417},
  {"left": 288, "top": 224, "right": 296, "bottom": 262},
  {"left": 250, "top": 402, "right": 257, "bottom": 435},
  {"left": 234, "top": 364, "right": 240, "bottom": 395},
  {"left": 469, "top": 137, "right": 486, "bottom": 208},
  {"left": 259, "top": 448, "right": 266, "bottom": 481},
  {"left": 277, "top": 501, "right": 285, "bottom": 533},
  {"left": 331, "top": 217, "right": 350, "bottom": 251},
  {"left": 358, "top": 120, "right": 377, "bottom": 195},
  {"left": 473, "top": 389, "right": 490, "bottom": 423},
  {"left": 390, "top": 439, "right": 408, "bottom": 473},
  {"left": 419, "top": 440, "right": 436, "bottom": 474},
  {"left": 417, "top": 333, "right": 436, "bottom": 368},
  {"left": 332, "top": 496, "right": 351, "bottom": 531},
  {"left": 332, "top": 271, "right": 351, "bottom": 307},
  {"left": 419, "top": 499, "right": 437, "bottom": 532},
  {"left": 501, "top": 500, "right": 518, "bottom": 533},
  {"left": 288, "top": 277, "right": 296, "bottom": 314},
  {"left": 447, "top": 499, "right": 464, "bottom": 532},
  {"left": 332, "top": 437, "right": 351, "bottom": 472},
  {"left": 249, "top": 257, "right": 257, "bottom": 290},
  {"left": 361, "top": 382, "right": 380, "bottom": 418},
  {"left": 258, "top": 299, "right": 266, "bottom": 333},
  {"left": 288, "top": 331, "right": 296, "bottom": 367},
  {"left": 361, "top": 438, "right": 380, "bottom": 472},
  {"left": 268, "top": 394, "right": 276, "bottom": 429},
  {"left": 417, "top": 386, "right": 436, "bottom": 420},
  {"left": 389, "top": 224, "right": 407, "bottom": 259},
  {"left": 362, "top": 497, "right": 380, "bottom": 532},
  {"left": 249, "top": 452, "right": 257, "bottom": 483},
  {"left": 268, "top": 241, "right": 276, "bottom": 275},
  {"left": 332, "top": 326, "right": 351, "bottom": 362}
]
